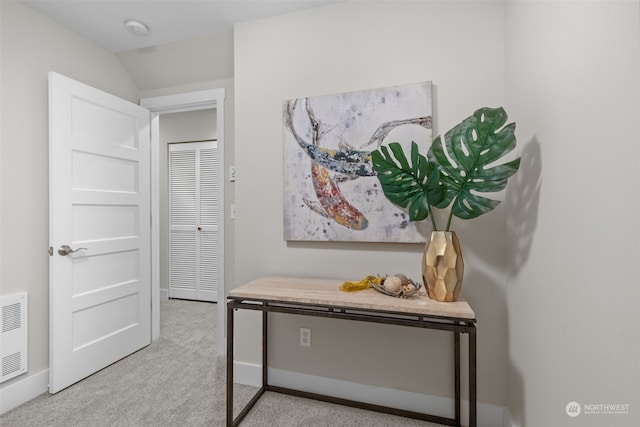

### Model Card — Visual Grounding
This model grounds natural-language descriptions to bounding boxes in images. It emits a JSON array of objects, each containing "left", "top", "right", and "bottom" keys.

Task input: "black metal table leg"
[
  {"left": 454, "top": 331, "right": 461, "bottom": 427},
  {"left": 226, "top": 302, "right": 269, "bottom": 427},
  {"left": 226, "top": 304, "right": 234, "bottom": 427},
  {"left": 262, "top": 304, "right": 268, "bottom": 386},
  {"left": 469, "top": 326, "right": 477, "bottom": 427}
]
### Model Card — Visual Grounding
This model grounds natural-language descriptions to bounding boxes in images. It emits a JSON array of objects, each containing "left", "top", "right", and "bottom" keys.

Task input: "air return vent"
[{"left": 1, "top": 292, "right": 27, "bottom": 383}]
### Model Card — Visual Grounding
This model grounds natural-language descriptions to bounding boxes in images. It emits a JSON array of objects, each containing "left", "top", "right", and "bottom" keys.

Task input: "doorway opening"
[{"left": 141, "top": 89, "right": 226, "bottom": 355}]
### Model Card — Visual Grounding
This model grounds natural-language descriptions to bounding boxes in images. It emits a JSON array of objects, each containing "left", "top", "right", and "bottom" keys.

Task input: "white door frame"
[{"left": 141, "top": 89, "right": 225, "bottom": 354}]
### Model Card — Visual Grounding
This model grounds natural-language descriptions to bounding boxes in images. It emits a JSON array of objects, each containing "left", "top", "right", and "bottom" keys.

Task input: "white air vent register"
[{"left": 1, "top": 292, "right": 28, "bottom": 383}]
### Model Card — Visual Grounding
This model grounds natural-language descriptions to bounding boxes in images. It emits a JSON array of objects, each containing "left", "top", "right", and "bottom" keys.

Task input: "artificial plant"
[{"left": 371, "top": 107, "right": 520, "bottom": 231}]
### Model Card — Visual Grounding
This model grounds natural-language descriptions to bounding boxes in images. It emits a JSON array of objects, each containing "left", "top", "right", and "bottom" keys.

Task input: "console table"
[{"left": 226, "top": 276, "right": 476, "bottom": 427}]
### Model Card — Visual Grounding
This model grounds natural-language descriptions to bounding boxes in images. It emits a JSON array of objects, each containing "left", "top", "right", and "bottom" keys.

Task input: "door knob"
[
  {"left": 58, "top": 244, "right": 87, "bottom": 256},
  {"left": 197, "top": 226, "right": 202, "bottom": 231}
]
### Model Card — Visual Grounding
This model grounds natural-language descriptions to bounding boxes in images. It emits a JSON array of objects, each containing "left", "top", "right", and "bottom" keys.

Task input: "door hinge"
[{"left": 48, "top": 246, "right": 53, "bottom": 256}]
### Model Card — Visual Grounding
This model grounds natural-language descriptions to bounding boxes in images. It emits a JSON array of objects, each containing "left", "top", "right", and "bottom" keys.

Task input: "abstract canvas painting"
[{"left": 283, "top": 82, "right": 432, "bottom": 242}]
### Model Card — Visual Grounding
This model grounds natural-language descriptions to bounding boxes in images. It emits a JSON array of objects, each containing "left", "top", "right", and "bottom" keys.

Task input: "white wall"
[
  {"left": 0, "top": 0, "right": 138, "bottom": 400},
  {"left": 505, "top": 1, "right": 640, "bottom": 426},
  {"left": 234, "top": 0, "right": 509, "bottom": 409}
]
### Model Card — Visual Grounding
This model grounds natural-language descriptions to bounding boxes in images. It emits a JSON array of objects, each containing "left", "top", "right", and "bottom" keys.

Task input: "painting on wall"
[{"left": 283, "top": 81, "right": 433, "bottom": 243}]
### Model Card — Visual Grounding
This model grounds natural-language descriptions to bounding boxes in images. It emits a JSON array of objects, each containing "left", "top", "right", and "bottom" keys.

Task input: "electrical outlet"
[{"left": 300, "top": 327, "right": 311, "bottom": 347}]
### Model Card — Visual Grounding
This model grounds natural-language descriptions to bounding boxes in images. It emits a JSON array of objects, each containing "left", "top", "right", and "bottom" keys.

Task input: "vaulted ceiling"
[{"left": 21, "top": 1, "right": 339, "bottom": 53}]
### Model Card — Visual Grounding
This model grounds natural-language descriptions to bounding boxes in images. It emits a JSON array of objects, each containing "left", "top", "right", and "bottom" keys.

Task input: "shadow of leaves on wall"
[{"left": 505, "top": 137, "right": 542, "bottom": 277}]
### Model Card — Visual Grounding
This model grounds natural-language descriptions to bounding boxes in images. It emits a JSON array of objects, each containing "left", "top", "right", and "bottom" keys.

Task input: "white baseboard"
[
  {"left": 0, "top": 369, "right": 48, "bottom": 414},
  {"left": 233, "top": 361, "right": 261, "bottom": 386},
  {"left": 233, "top": 362, "right": 506, "bottom": 427},
  {"left": 503, "top": 408, "right": 516, "bottom": 427}
]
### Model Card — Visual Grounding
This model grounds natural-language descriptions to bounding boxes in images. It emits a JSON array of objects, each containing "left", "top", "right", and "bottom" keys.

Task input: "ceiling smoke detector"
[{"left": 125, "top": 20, "right": 150, "bottom": 36}]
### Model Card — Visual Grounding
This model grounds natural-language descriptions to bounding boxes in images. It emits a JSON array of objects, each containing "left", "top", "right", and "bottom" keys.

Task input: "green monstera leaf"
[
  {"left": 371, "top": 107, "right": 520, "bottom": 231},
  {"left": 427, "top": 107, "right": 520, "bottom": 229},
  {"left": 371, "top": 141, "right": 442, "bottom": 225}
]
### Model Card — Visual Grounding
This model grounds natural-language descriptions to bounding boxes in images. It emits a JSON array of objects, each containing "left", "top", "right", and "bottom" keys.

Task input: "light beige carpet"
[{"left": 0, "top": 299, "right": 439, "bottom": 427}]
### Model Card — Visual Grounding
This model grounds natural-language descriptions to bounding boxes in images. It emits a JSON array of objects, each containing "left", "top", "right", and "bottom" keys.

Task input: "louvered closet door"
[{"left": 169, "top": 141, "right": 220, "bottom": 302}]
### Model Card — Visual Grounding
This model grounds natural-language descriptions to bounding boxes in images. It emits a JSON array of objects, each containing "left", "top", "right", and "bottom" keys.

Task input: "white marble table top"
[{"left": 229, "top": 276, "right": 475, "bottom": 320}]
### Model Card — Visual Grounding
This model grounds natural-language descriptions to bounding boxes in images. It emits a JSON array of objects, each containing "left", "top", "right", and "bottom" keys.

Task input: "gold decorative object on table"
[
  {"left": 339, "top": 275, "right": 382, "bottom": 292},
  {"left": 339, "top": 274, "right": 422, "bottom": 299},
  {"left": 422, "top": 231, "right": 464, "bottom": 302}
]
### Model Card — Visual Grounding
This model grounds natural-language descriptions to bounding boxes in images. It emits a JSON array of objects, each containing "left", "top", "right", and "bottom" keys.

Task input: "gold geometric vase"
[{"left": 421, "top": 231, "right": 464, "bottom": 302}]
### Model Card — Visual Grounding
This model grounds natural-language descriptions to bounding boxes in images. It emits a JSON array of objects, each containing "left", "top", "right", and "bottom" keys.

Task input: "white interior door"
[
  {"left": 48, "top": 72, "right": 151, "bottom": 393},
  {"left": 169, "top": 141, "right": 220, "bottom": 302}
]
